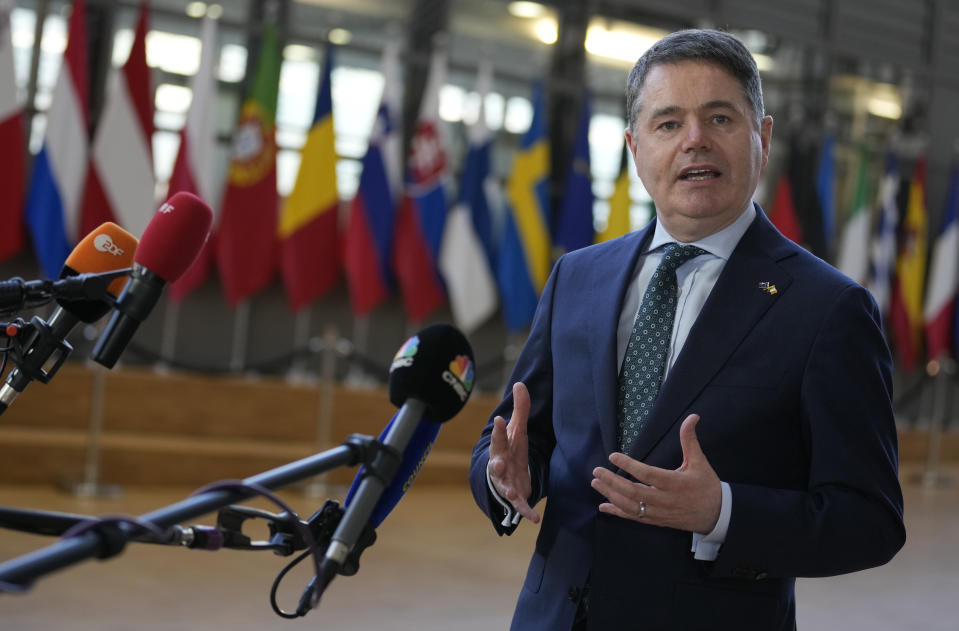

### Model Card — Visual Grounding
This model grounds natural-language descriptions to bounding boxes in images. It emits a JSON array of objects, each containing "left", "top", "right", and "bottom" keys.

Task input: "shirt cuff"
[
  {"left": 486, "top": 461, "right": 523, "bottom": 528},
  {"left": 691, "top": 481, "right": 732, "bottom": 561}
]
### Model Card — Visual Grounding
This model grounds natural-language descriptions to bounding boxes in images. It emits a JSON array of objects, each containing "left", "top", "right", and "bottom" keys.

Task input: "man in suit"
[{"left": 469, "top": 29, "right": 905, "bottom": 630}]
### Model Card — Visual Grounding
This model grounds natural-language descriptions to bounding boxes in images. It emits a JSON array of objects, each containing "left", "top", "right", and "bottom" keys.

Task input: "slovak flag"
[{"left": 392, "top": 43, "right": 449, "bottom": 323}]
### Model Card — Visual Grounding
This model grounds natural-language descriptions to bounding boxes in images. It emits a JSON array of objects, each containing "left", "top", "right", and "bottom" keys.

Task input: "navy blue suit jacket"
[{"left": 469, "top": 207, "right": 905, "bottom": 630}]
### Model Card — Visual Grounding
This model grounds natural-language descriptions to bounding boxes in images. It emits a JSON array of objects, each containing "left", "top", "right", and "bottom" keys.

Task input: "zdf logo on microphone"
[{"left": 94, "top": 234, "right": 125, "bottom": 256}]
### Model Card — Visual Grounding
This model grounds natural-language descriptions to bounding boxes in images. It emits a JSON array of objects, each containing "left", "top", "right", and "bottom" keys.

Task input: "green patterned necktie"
[{"left": 617, "top": 243, "right": 707, "bottom": 453}]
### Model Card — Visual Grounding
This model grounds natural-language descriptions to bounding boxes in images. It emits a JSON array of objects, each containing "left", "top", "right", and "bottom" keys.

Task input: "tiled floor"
[{"left": 0, "top": 466, "right": 956, "bottom": 630}]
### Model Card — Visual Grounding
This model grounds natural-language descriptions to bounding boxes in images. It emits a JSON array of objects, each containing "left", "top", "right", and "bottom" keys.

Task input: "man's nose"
[{"left": 681, "top": 121, "right": 710, "bottom": 151}]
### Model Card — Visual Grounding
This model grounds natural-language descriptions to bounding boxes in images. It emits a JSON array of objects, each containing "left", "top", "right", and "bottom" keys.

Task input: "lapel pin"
[{"left": 758, "top": 281, "right": 778, "bottom": 295}]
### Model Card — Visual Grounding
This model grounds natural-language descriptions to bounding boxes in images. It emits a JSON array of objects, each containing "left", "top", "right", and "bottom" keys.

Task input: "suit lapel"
[
  {"left": 589, "top": 226, "right": 653, "bottom": 457},
  {"left": 629, "top": 210, "right": 798, "bottom": 462}
]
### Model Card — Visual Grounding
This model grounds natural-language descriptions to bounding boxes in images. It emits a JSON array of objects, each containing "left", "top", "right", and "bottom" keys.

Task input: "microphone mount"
[{"left": 0, "top": 268, "right": 132, "bottom": 316}]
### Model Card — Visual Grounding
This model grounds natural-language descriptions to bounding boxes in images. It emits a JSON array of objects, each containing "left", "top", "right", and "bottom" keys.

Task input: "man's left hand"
[{"left": 590, "top": 414, "right": 722, "bottom": 533}]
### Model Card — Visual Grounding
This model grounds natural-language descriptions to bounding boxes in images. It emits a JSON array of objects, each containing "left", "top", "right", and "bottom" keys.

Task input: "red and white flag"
[
  {"left": 169, "top": 15, "right": 218, "bottom": 301},
  {"left": 0, "top": 0, "right": 25, "bottom": 263},
  {"left": 78, "top": 1, "right": 155, "bottom": 239}
]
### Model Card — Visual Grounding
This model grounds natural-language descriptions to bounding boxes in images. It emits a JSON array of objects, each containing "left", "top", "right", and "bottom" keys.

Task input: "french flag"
[
  {"left": 392, "top": 44, "right": 449, "bottom": 323},
  {"left": 24, "top": 0, "right": 88, "bottom": 279},
  {"left": 343, "top": 40, "right": 402, "bottom": 317},
  {"left": 923, "top": 163, "right": 959, "bottom": 360}
]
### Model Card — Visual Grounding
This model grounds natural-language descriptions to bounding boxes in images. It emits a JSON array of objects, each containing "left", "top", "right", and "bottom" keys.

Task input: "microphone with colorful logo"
[
  {"left": 297, "top": 324, "right": 475, "bottom": 615},
  {"left": 92, "top": 192, "right": 213, "bottom": 368},
  {"left": 0, "top": 223, "right": 138, "bottom": 415}
]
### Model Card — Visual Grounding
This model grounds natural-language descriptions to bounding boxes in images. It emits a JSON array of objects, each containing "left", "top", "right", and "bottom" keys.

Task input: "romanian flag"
[
  {"left": 0, "top": 0, "right": 25, "bottom": 264},
  {"left": 216, "top": 24, "right": 280, "bottom": 306},
  {"left": 342, "top": 41, "right": 402, "bottom": 317},
  {"left": 889, "top": 158, "right": 929, "bottom": 371},
  {"left": 553, "top": 91, "right": 593, "bottom": 254},
  {"left": 24, "top": 0, "right": 88, "bottom": 278},
  {"left": 497, "top": 81, "right": 550, "bottom": 332},
  {"left": 169, "top": 15, "right": 218, "bottom": 301},
  {"left": 596, "top": 143, "right": 631, "bottom": 243},
  {"left": 278, "top": 46, "right": 340, "bottom": 311},
  {"left": 392, "top": 45, "right": 449, "bottom": 323},
  {"left": 78, "top": 1, "right": 154, "bottom": 239},
  {"left": 924, "top": 163, "right": 959, "bottom": 360}
]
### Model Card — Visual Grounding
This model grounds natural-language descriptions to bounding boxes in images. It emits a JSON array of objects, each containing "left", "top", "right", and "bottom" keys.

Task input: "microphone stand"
[{"left": 0, "top": 432, "right": 398, "bottom": 592}]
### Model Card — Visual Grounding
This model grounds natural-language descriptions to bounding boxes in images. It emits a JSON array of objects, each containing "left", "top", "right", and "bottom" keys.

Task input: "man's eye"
[
  {"left": 659, "top": 121, "right": 678, "bottom": 131},
  {"left": 712, "top": 114, "right": 730, "bottom": 124}
]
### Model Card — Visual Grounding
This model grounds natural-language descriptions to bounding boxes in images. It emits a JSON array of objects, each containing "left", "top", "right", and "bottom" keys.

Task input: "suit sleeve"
[
  {"left": 711, "top": 284, "right": 906, "bottom": 579},
  {"left": 468, "top": 257, "right": 562, "bottom": 535}
]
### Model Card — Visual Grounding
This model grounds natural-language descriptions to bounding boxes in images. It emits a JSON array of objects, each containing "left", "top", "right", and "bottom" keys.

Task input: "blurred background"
[{"left": 0, "top": 0, "right": 957, "bottom": 627}]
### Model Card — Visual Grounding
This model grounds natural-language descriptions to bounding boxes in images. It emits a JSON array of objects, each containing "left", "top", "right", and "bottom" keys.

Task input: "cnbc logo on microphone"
[
  {"left": 442, "top": 355, "right": 474, "bottom": 402},
  {"left": 390, "top": 335, "right": 419, "bottom": 371}
]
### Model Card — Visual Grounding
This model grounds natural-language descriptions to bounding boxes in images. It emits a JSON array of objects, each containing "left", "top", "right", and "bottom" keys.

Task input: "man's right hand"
[{"left": 488, "top": 381, "right": 541, "bottom": 524}]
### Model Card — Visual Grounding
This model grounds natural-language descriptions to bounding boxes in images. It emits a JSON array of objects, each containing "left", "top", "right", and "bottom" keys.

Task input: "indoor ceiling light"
[
  {"left": 585, "top": 22, "right": 665, "bottom": 65},
  {"left": 533, "top": 17, "right": 557, "bottom": 44},
  {"left": 508, "top": 1, "right": 548, "bottom": 19}
]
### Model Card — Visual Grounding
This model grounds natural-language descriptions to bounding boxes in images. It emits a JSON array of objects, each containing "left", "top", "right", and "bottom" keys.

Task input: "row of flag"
[
  {"left": 0, "top": 0, "right": 623, "bottom": 336},
  {"left": 768, "top": 133, "right": 959, "bottom": 372},
  {"left": 4, "top": 1, "right": 958, "bottom": 361}
]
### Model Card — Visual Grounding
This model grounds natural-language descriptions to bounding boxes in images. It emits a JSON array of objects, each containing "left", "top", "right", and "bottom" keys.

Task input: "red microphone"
[{"left": 92, "top": 192, "right": 213, "bottom": 368}]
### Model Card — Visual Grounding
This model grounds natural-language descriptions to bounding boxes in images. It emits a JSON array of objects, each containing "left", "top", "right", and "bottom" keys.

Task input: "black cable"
[{"left": 270, "top": 549, "right": 312, "bottom": 619}]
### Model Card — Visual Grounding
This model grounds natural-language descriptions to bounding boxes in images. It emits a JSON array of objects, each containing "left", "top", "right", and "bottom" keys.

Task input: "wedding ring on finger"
[{"left": 638, "top": 500, "right": 647, "bottom": 519}]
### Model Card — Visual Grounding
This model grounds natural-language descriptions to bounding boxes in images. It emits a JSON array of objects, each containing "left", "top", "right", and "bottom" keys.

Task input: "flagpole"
[
  {"left": 304, "top": 324, "right": 338, "bottom": 498},
  {"left": 230, "top": 300, "right": 250, "bottom": 373},
  {"left": 918, "top": 358, "right": 956, "bottom": 488},
  {"left": 156, "top": 298, "right": 180, "bottom": 374},
  {"left": 346, "top": 314, "right": 372, "bottom": 385},
  {"left": 287, "top": 307, "right": 312, "bottom": 383}
]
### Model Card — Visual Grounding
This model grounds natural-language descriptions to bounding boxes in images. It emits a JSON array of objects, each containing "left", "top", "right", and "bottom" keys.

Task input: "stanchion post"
[
  {"left": 67, "top": 362, "right": 122, "bottom": 497},
  {"left": 304, "top": 325, "right": 338, "bottom": 497},
  {"left": 919, "top": 358, "right": 956, "bottom": 488}
]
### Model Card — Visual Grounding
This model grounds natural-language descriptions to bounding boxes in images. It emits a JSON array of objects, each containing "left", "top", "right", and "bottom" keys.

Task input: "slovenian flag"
[
  {"left": 392, "top": 44, "right": 449, "bottom": 323},
  {"left": 342, "top": 41, "right": 402, "bottom": 317},
  {"left": 24, "top": 0, "right": 88, "bottom": 278},
  {"left": 498, "top": 81, "right": 551, "bottom": 332},
  {"left": 278, "top": 45, "right": 340, "bottom": 311}
]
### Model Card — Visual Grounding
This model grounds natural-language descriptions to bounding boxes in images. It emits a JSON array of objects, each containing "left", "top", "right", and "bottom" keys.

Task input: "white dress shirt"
[{"left": 490, "top": 203, "right": 757, "bottom": 561}]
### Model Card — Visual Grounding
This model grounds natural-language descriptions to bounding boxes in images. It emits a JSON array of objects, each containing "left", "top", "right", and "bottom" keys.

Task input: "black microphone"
[
  {"left": 92, "top": 192, "right": 212, "bottom": 368},
  {"left": 0, "top": 223, "right": 138, "bottom": 416},
  {"left": 300, "top": 324, "right": 475, "bottom": 613}
]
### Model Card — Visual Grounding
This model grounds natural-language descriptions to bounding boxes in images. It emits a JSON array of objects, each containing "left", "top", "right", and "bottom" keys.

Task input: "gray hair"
[{"left": 625, "top": 29, "right": 765, "bottom": 132}]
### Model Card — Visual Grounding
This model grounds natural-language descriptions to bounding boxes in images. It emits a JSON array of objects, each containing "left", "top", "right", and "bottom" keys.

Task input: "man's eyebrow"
[
  {"left": 702, "top": 99, "right": 739, "bottom": 111},
  {"left": 649, "top": 105, "right": 682, "bottom": 119}
]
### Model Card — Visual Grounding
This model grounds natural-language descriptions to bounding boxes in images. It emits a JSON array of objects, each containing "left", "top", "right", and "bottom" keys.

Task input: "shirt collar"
[{"left": 646, "top": 202, "right": 756, "bottom": 261}]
